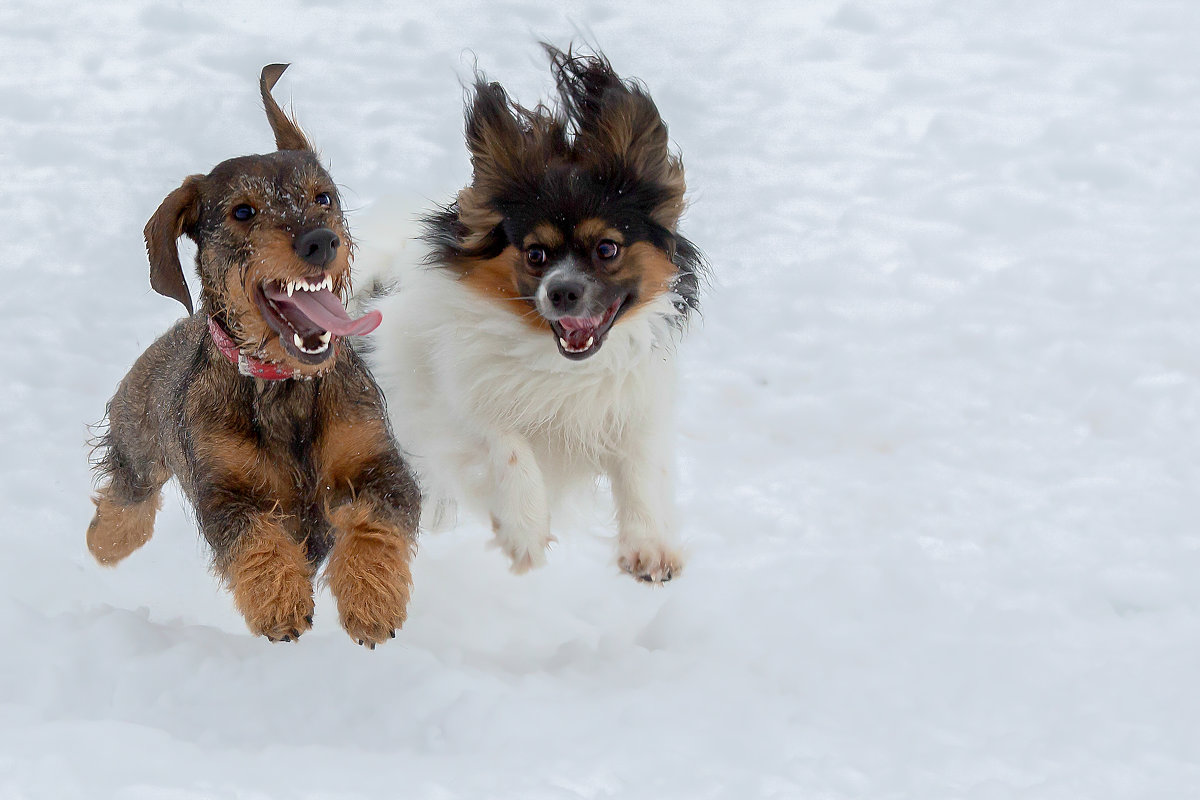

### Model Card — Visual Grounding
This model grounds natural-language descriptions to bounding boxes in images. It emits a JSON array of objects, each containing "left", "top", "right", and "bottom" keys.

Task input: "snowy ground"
[{"left": 3, "top": 1, "right": 1200, "bottom": 797}]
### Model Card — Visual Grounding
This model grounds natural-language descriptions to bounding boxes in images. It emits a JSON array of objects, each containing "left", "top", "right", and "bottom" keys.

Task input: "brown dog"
[{"left": 86, "top": 65, "right": 419, "bottom": 648}]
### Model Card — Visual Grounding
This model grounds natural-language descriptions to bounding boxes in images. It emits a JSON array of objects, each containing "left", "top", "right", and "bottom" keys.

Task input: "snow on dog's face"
[
  {"left": 426, "top": 46, "right": 700, "bottom": 361},
  {"left": 143, "top": 65, "right": 379, "bottom": 377}
]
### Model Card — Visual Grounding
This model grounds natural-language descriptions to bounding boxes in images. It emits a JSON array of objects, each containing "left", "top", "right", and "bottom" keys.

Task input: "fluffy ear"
[
  {"left": 547, "top": 45, "right": 686, "bottom": 230},
  {"left": 144, "top": 175, "right": 202, "bottom": 314},
  {"left": 260, "top": 63, "right": 312, "bottom": 151},
  {"left": 465, "top": 80, "right": 528, "bottom": 189}
]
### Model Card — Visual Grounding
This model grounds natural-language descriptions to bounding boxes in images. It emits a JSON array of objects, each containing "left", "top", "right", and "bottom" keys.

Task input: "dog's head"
[
  {"left": 144, "top": 64, "right": 379, "bottom": 377},
  {"left": 428, "top": 46, "right": 702, "bottom": 360}
]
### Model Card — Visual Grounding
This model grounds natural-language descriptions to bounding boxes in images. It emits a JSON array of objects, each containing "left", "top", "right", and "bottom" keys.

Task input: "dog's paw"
[
  {"left": 490, "top": 518, "right": 555, "bottom": 574},
  {"left": 86, "top": 492, "right": 160, "bottom": 566},
  {"left": 227, "top": 522, "right": 316, "bottom": 642},
  {"left": 618, "top": 542, "right": 684, "bottom": 584},
  {"left": 332, "top": 558, "right": 412, "bottom": 648},
  {"left": 340, "top": 600, "right": 406, "bottom": 650},
  {"left": 237, "top": 576, "right": 315, "bottom": 643},
  {"left": 326, "top": 512, "right": 414, "bottom": 649}
]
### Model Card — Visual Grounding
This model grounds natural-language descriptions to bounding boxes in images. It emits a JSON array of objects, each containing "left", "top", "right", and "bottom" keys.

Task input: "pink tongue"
[
  {"left": 558, "top": 315, "right": 603, "bottom": 332},
  {"left": 558, "top": 316, "right": 601, "bottom": 349},
  {"left": 265, "top": 286, "right": 381, "bottom": 336}
]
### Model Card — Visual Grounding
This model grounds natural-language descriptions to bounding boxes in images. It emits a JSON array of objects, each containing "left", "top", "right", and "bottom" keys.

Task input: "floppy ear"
[
  {"left": 464, "top": 80, "right": 528, "bottom": 189},
  {"left": 260, "top": 63, "right": 312, "bottom": 151},
  {"left": 144, "top": 175, "right": 202, "bottom": 314}
]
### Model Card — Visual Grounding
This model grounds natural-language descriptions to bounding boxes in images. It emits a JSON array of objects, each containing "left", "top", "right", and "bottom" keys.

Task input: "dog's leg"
[
  {"left": 607, "top": 428, "right": 684, "bottom": 584},
  {"left": 87, "top": 446, "right": 167, "bottom": 566},
  {"left": 485, "top": 431, "right": 554, "bottom": 574},
  {"left": 318, "top": 416, "right": 419, "bottom": 648},
  {"left": 221, "top": 511, "right": 316, "bottom": 642},
  {"left": 196, "top": 436, "right": 315, "bottom": 642},
  {"left": 87, "top": 412, "right": 170, "bottom": 566}
]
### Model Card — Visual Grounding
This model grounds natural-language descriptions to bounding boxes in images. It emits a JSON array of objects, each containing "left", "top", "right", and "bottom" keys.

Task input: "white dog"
[{"left": 358, "top": 47, "right": 704, "bottom": 582}]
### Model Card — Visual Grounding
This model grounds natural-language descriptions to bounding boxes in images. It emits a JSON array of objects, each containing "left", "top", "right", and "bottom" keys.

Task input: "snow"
[{"left": 3, "top": 0, "right": 1200, "bottom": 797}]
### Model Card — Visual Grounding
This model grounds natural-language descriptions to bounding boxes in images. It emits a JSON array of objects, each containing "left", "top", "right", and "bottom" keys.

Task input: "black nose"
[
  {"left": 546, "top": 276, "right": 588, "bottom": 315},
  {"left": 295, "top": 228, "right": 340, "bottom": 267}
]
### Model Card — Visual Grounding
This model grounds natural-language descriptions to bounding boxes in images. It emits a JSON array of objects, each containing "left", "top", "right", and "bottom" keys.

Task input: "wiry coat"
[{"left": 87, "top": 65, "right": 419, "bottom": 647}]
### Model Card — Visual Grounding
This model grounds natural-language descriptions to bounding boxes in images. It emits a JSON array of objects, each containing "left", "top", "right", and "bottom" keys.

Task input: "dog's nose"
[
  {"left": 545, "top": 276, "right": 589, "bottom": 316},
  {"left": 295, "top": 228, "right": 340, "bottom": 267}
]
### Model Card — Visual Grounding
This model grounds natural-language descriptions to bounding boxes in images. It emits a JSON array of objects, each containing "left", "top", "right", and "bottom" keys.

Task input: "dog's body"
[
  {"left": 87, "top": 66, "right": 419, "bottom": 647},
  {"left": 363, "top": 47, "right": 704, "bottom": 582}
]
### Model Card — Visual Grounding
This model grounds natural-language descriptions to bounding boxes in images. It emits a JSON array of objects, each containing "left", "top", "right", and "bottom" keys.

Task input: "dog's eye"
[
  {"left": 596, "top": 240, "right": 620, "bottom": 261},
  {"left": 526, "top": 246, "right": 547, "bottom": 268},
  {"left": 232, "top": 204, "right": 256, "bottom": 222},
  {"left": 315, "top": 192, "right": 332, "bottom": 206}
]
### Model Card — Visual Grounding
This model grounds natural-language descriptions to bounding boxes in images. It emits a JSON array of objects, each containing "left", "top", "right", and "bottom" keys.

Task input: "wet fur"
[
  {"left": 87, "top": 65, "right": 419, "bottom": 647},
  {"left": 363, "top": 46, "right": 705, "bottom": 581}
]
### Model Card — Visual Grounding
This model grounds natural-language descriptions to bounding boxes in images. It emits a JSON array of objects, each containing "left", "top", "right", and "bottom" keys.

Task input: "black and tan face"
[
  {"left": 199, "top": 153, "right": 356, "bottom": 369},
  {"left": 457, "top": 204, "right": 680, "bottom": 360},
  {"left": 436, "top": 50, "right": 689, "bottom": 361},
  {"left": 147, "top": 153, "right": 376, "bottom": 376},
  {"left": 143, "top": 64, "right": 379, "bottom": 377}
]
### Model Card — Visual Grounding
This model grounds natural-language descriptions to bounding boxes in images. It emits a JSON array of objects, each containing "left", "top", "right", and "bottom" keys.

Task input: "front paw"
[
  {"left": 618, "top": 541, "right": 684, "bottom": 584},
  {"left": 490, "top": 515, "right": 554, "bottom": 574},
  {"left": 226, "top": 526, "right": 316, "bottom": 642},
  {"left": 326, "top": 507, "right": 414, "bottom": 649}
]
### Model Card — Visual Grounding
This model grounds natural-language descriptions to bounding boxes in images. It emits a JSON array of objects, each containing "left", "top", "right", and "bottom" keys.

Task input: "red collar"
[{"left": 207, "top": 316, "right": 297, "bottom": 381}]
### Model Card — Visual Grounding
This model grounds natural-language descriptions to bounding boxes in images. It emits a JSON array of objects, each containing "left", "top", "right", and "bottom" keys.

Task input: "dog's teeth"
[
  {"left": 318, "top": 331, "right": 331, "bottom": 345},
  {"left": 559, "top": 337, "right": 569, "bottom": 350},
  {"left": 585, "top": 336, "right": 594, "bottom": 348},
  {"left": 293, "top": 333, "right": 304, "bottom": 350},
  {"left": 322, "top": 275, "right": 332, "bottom": 292},
  {"left": 287, "top": 282, "right": 295, "bottom": 297}
]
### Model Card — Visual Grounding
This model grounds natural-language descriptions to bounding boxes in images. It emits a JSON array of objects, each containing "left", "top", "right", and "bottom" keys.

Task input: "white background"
[{"left": 1, "top": 1, "right": 1198, "bottom": 797}]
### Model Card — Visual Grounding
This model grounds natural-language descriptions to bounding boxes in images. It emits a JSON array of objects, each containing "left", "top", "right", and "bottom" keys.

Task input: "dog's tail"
[{"left": 345, "top": 197, "right": 429, "bottom": 319}]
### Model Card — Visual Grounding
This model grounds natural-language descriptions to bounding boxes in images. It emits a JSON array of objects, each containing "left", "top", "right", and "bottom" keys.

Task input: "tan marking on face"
[
  {"left": 620, "top": 241, "right": 679, "bottom": 315},
  {"left": 210, "top": 221, "right": 352, "bottom": 378},
  {"left": 523, "top": 224, "right": 563, "bottom": 249},
  {"left": 573, "top": 219, "right": 624, "bottom": 247},
  {"left": 459, "top": 246, "right": 551, "bottom": 333}
]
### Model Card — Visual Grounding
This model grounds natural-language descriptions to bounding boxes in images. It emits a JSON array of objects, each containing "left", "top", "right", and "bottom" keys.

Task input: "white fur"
[{"left": 359, "top": 221, "right": 687, "bottom": 580}]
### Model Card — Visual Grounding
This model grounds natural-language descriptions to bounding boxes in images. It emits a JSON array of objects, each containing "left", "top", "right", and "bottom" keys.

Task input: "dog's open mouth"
[
  {"left": 254, "top": 273, "right": 381, "bottom": 364},
  {"left": 549, "top": 296, "right": 627, "bottom": 360}
]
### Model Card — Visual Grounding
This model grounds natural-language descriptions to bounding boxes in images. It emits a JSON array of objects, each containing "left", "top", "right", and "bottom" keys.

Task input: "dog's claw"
[
  {"left": 281, "top": 635, "right": 291, "bottom": 642},
  {"left": 389, "top": 629, "right": 396, "bottom": 639},
  {"left": 304, "top": 614, "right": 313, "bottom": 625},
  {"left": 619, "top": 545, "right": 684, "bottom": 585}
]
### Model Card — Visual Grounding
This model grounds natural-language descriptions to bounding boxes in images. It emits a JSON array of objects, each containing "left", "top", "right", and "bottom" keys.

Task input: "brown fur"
[
  {"left": 325, "top": 503, "right": 414, "bottom": 648},
  {"left": 459, "top": 246, "right": 553, "bottom": 333},
  {"left": 619, "top": 241, "right": 679, "bottom": 315},
  {"left": 226, "top": 512, "right": 316, "bottom": 641},
  {"left": 87, "top": 65, "right": 420, "bottom": 647},
  {"left": 87, "top": 488, "right": 162, "bottom": 566}
]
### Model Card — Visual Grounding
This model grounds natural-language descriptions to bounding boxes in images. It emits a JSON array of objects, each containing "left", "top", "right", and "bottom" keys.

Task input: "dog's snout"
[
  {"left": 545, "top": 276, "right": 588, "bottom": 315},
  {"left": 295, "top": 228, "right": 340, "bottom": 267}
]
